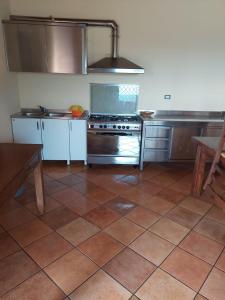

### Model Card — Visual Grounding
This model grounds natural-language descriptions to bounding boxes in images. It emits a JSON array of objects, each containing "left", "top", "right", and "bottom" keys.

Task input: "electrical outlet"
[{"left": 164, "top": 95, "right": 172, "bottom": 100}]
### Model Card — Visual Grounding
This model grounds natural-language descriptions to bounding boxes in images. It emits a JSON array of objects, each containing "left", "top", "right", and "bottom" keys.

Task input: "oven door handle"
[{"left": 89, "top": 131, "right": 134, "bottom": 136}]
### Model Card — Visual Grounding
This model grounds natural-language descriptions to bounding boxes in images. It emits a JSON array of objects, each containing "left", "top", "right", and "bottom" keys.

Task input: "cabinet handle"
[
  {"left": 70, "top": 122, "right": 72, "bottom": 131},
  {"left": 37, "top": 121, "right": 39, "bottom": 130},
  {"left": 42, "top": 121, "right": 44, "bottom": 130}
]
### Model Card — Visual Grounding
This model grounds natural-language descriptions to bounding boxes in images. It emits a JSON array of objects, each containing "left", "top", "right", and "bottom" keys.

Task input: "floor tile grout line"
[
  {"left": 152, "top": 196, "right": 225, "bottom": 269},
  {"left": 163, "top": 203, "right": 225, "bottom": 265},
  {"left": 7, "top": 171, "right": 225, "bottom": 257},
  {"left": 120, "top": 192, "right": 176, "bottom": 217},
  {"left": 6, "top": 221, "right": 54, "bottom": 248},
  {"left": 2, "top": 163, "right": 225, "bottom": 298},
  {"left": 0, "top": 207, "right": 38, "bottom": 231},
  {"left": 196, "top": 266, "right": 220, "bottom": 296},
  {"left": 147, "top": 223, "right": 191, "bottom": 247},
  {"left": 123, "top": 210, "right": 163, "bottom": 230},
  {"left": 154, "top": 214, "right": 225, "bottom": 294},
  {"left": 148, "top": 223, "right": 213, "bottom": 294},
  {"left": 130, "top": 237, "right": 209, "bottom": 298},
  {"left": 85, "top": 192, "right": 221, "bottom": 268},
  {"left": 0, "top": 246, "right": 22, "bottom": 264},
  {"left": 192, "top": 217, "right": 225, "bottom": 246},
  {"left": 77, "top": 242, "right": 125, "bottom": 269},
  {"left": 159, "top": 246, "right": 214, "bottom": 293},
  {"left": 23, "top": 239, "right": 76, "bottom": 269},
  {"left": 2, "top": 207, "right": 81, "bottom": 263},
  {"left": 197, "top": 214, "right": 225, "bottom": 231},
  {"left": 177, "top": 234, "right": 225, "bottom": 266},
  {"left": 40, "top": 244, "right": 103, "bottom": 297},
  {"left": 49, "top": 179, "right": 121, "bottom": 207},
  {"left": 165, "top": 199, "right": 212, "bottom": 234},
  {"left": 0, "top": 267, "right": 43, "bottom": 298},
  {"left": 66, "top": 245, "right": 150, "bottom": 298},
  {"left": 128, "top": 230, "right": 214, "bottom": 295},
  {"left": 158, "top": 266, "right": 200, "bottom": 294},
  {"left": 101, "top": 249, "right": 157, "bottom": 295},
  {"left": 0, "top": 229, "right": 25, "bottom": 262},
  {"left": 52, "top": 175, "right": 149, "bottom": 296},
  {"left": 195, "top": 240, "right": 225, "bottom": 298},
  {"left": 214, "top": 246, "right": 225, "bottom": 270},
  {"left": 137, "top": 265, "right": 195, "bottom": 298}
]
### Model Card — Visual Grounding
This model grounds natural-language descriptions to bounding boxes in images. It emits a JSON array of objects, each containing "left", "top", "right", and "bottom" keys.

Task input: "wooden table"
[
  {"left": 0, "top": 143, "right": 45, "bottom": 213},
  {"left": 192, "top": 137, "right": 225, "bottom": 197}
]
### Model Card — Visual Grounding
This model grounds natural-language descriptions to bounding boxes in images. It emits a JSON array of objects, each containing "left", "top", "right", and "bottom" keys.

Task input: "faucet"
[{"left": 38, "top": 106, "right": 48, "bottom": 114}]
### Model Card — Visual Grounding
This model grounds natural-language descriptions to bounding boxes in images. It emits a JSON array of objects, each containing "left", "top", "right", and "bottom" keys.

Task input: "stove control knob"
[
  {"left": 113, "top": 125, "right": 116, "bottom": 129},
  {"left": 118, "top": 125, "right": 121, "bottom": 129},
  {"left": 104, "top": 125, "right": 107, "bottom": 129},
  {"left": 122, "top": 126, "right": 125, "bottom": 129},
  {"left": 126, "top": 126, "right": 130, "bottom": 129},
  {"left": 99, "top": 125, "right": 103, "bottom": 128}
]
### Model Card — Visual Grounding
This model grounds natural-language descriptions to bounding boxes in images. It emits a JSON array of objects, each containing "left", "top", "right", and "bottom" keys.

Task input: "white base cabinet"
[
  {"left": 69, "top": 120, "right": 87, "bottom": 163},
  {"left": 41, "top": 119, "right": 70, "bottom": 161},
  {"left": 11, "top": 117, "right": 87, "bottom": 163},
  {"left": 11, "top": 118, "right": 42, "bottom": 144}
]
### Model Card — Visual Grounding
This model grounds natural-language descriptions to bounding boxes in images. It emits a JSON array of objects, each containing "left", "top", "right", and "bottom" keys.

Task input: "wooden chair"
[{"left": 203, "top": 119, "right": 225, "bottom": 211}]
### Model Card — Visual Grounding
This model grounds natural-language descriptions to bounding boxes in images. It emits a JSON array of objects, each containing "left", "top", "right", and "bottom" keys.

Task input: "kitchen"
[{"left": 1, "top": 0, "right": 225, "bottom": 299}]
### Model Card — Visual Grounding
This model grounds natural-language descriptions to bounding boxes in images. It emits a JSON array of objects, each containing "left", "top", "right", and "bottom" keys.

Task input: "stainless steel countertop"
[
  {"left": 11, "top": 110, "right": 89, "bottom": 120},
  {"left": 141, "top": 115, "right": 224, "bottom": 123},
  {"left": 140, "top": 110, "right": 224, "bottom": 123}
]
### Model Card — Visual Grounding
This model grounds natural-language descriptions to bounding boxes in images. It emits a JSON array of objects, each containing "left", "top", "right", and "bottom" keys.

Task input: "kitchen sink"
[
  {"left": 44, "top": 112, "right": 65, "bottom": 117},
  {"left": 21, "top": 111, "right": 67, "bottom": 118},
  {"left": 23, "top": 112, "right": 44, "bottom": 117}
]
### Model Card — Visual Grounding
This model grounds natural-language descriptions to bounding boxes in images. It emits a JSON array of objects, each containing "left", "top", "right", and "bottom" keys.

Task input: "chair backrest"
[
  {"left": 213, "top": 119, "right": 225, "bottom": 163},
  {"left": 203, "top": 118, "right": 225, "bottom": 189}
]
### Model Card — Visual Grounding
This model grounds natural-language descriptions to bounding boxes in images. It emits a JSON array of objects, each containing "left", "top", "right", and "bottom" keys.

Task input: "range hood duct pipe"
[
  {"left": 10, "top": 15, "right": 144, "bottom": 74},
  {"left": 10, "top": 15, "right": 119, "bottom": 59}
]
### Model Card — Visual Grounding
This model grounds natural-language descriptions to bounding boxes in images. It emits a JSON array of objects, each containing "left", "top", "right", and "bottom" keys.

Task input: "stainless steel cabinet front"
[
  {"left": 145, "top": 126, "right": 171, "bottom": 138},
  {"left": 143, "top": 149, "right": 169, "bottom": 162},
  {"left": 170, "top": 126, "right": 203, "bottom": 160},
  {"left": 144, "top": 138, "right": 169, "bottom": 149}
]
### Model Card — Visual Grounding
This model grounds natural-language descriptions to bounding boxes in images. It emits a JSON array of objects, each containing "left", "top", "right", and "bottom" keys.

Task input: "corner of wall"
[{"left": 0, "top": 0, "right": 20, "bottom": 142}]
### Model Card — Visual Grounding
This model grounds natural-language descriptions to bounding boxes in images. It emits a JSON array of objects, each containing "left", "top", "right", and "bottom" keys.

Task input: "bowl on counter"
[{"left": 140, "top": 111, "right": 154, "bottom": 118}]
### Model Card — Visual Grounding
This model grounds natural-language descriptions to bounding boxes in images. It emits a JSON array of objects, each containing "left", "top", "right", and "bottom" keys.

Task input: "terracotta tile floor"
[{"left": 1, "top": 162, "right": 225, "bottom": 299}]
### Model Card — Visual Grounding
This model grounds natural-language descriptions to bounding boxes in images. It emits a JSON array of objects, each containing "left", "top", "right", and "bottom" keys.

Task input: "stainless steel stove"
[{"left": 87, "top": 84, "right": 142, "bottom": 166}]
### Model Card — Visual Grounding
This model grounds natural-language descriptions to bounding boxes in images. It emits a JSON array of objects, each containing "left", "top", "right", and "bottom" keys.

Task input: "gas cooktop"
[
  {"left": 89, "top": 114, "right": 141, "bottom": 123},
  {"left": 88, "top": 114, "right": 142, "bottom": 131}
]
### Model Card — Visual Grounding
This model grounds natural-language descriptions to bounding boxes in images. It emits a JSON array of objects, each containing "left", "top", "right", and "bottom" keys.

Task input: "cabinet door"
[
  {"left": 41, "top": 119, "right": 70, "bottom": 160},
  {"left": 3, "top": 22, "right": 87, "bottom": 74},
  {"left": 3, "top": 23, "right": 47, "bottom": 72},
  {"left": 69, "top": 120, "right": 87, "bottom": 161},
  {"left": 170, "top": 126, "right": 203, "bottom": 160},
  {"left": 45, "top": 24, "right": 87, "bottom": 74},
  {"left": 11, "top": 118, "right": 42, "bottom": 144}
]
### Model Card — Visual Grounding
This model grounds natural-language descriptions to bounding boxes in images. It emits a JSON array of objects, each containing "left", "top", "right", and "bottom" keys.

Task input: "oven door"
[{"left": 87, "top": 130, "right": 141, "bottom": 165}]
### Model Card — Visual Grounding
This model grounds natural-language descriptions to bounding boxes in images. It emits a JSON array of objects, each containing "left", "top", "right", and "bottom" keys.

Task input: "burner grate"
[{"left": 89, "top": 114, "right": 140, "bottom": 122}]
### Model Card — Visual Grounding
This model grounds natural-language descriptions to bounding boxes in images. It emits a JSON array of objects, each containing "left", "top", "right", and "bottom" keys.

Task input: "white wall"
[
  {"left": 0, "top": 0, "right": 19, "bottom": 141},
  {"left": 9, "top": 0, "right": 225, "bottom": 111}
]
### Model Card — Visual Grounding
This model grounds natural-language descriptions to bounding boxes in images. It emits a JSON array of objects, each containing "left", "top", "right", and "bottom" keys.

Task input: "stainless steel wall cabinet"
[{"left": 3, "top": 21, "right": 87, "bottom": 74}]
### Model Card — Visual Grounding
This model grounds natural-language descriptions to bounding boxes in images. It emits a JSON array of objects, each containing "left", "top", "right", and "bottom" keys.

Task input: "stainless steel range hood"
[
  {"left": 88, "top": 57, "right": 144, "bottom": 74},
  {"left": 86, "top": 18, "right": 144, "bottom": 74},
  {"left": 3, "top": 15, "right": 144, "bottom": 74}
]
